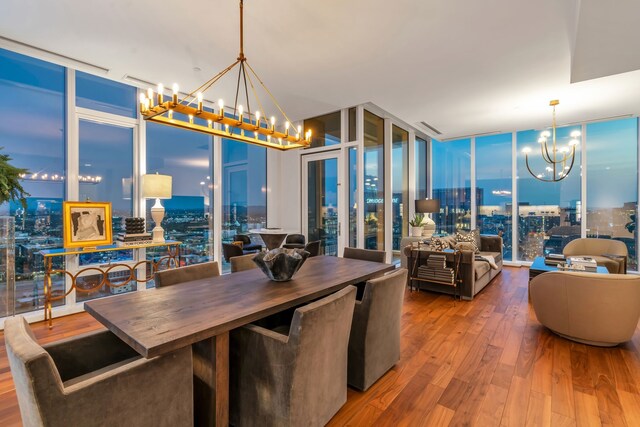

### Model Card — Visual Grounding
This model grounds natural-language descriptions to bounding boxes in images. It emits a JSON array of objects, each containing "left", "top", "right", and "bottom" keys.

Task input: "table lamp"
[
  {"left": 141, "top": 173, "right": 172, "bottom": 243},
  {"left": 415, "top": 198, "right": 440, "bottom": 238}
]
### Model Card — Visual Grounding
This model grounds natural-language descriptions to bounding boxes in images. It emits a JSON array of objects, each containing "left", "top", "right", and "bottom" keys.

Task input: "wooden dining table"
[{"left": 84, "top": 255, "right": 395, "bottom": 426}]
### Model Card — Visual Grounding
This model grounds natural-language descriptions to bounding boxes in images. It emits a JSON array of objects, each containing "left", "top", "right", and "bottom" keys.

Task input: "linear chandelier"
[
  {"left": 138, "top": 0, "right": 311, "bottom": 151},
  {"left": 522, "top": 100, "right": 580, "bottom": 182}
]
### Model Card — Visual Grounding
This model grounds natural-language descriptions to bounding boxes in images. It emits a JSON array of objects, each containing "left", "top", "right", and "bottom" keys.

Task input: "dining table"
[{"left": 84, "top": 255, "right": 395, "bottom": 426}]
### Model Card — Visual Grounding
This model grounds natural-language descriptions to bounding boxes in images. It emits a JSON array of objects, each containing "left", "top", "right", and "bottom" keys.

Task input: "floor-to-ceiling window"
[
  {"left": 476, "top": 133, "right": 513, "bottom": 259},
  {"left": 392, "top": 125, "right": 409, "bottom": 251},
  {"left": 0, "top": 48, "right": 66, "bottom": 315},
  {"left": 517, "top": 125, "right": 581, "bottom": 260},
  {"left": 363, "top": 110, "right": 385, "bottom": 250},
  {"left": 415, "top": 136, "right": 429, "bottom": 200},
  {"left": 222, "top": 139, "right": 267, "bottom": 272},
  {"left": 586, "top": 118, "right": 638, "bottom": 269},
  {"left": 348, "top": 147, "right": 358, "bottom": 247},
  {"left": 432, "top": 139, "right": 472, "bottom": 234},
  {"left": 146, "top": 122, "right": 214, "bottom": 267}
]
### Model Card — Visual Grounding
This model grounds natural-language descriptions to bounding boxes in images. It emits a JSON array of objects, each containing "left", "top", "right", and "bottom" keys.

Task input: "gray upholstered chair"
[
  {"left": 154, "top": 261, "right": 220, "bottom": 287},
  {"left": 530, "top": 271, "right": 640, "bottom": 346},
  {"left": 282, "top": 233, "right": 306, "bottom": 249},
  {"left": 348, "top": 268, "right": 407, "bottom": 391},
  {"left": 343, "top": 247, "right": 387, "bottom": 263},
  {"left": 4, "top": 316, "right": 193, "bottom": 427},
  {"left": 304, "top": 240, "right": 321, "bottom": 257},
  {"left": 230, "top": 286, "right": 357, "bottom": 426},
  {"left": 563, "top": 237, "right": 628, "bottom": 273},
  {"left": 230, "top": 253, "right": 258, "bottom": 273}
]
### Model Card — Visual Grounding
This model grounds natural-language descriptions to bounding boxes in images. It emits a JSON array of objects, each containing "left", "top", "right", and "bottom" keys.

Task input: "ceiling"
[{"left": 1, "top": 0, "right": 639, "bottom": 140}]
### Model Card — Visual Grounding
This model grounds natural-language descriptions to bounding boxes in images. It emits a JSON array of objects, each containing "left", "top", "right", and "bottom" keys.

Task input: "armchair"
[{"left": 563, "top": 237, "right": 628, "bottom": 273}]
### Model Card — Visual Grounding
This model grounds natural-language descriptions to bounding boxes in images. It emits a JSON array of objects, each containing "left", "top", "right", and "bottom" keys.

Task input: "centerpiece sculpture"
[{"left": 253, "top": 248, "right": 310, "bottom": 282}]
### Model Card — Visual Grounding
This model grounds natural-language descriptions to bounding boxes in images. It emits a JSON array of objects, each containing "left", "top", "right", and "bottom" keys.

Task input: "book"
[{"left": 116, "top": 240, "right": 153, "bottom": 247}]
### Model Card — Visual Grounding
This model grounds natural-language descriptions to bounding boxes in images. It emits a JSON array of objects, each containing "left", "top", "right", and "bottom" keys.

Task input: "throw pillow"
[
  {"left": 428, "top": 237, "right": 448, "bottom": 252},
  {"left": 455, "top": 229, "right": 480, "bottom": 253},
  {"left": 454, "top": 242, "right": 476, "bottom": 252}
]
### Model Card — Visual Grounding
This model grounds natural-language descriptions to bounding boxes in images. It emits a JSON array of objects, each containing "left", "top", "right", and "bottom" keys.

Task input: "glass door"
[{"left": 302, "top": 152, "right": 343, "bottom": 256}]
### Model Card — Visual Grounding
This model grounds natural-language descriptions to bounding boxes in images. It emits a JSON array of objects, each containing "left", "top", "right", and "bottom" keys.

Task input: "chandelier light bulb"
[
  {"left": 255, "top": 110, "right": 260, "bottom": 122},
  {"left": 157, "top": 83, "right": 164, "bottom": 104},
  {"left": 522, "top": 147, "right": 532, "bottom": 154},
  {"left": 570, "top": 130, "right": 581, "bottom": 138},
  {"left": 172, "top": 83, "right": 179, "bottom": 94},
  {"left": 218, "top": 99, "right": 224, "bottom": 109},
  {"left": 270, "top": 116, "right": 275, "bottom": 125},
  {"left": 541, "top": 130, "right": 551, "bottom": 138},
  {"left": 197, "top": 92, "right": 203, "bottom": 111},
  {"left": 172, "top": 83, "right": 179, "bottom": 105},
  {"left": 537, "top": 137, "right": 546, "bottom": 144},
  {"left": 285, "top": 121, "right": 290, "bottom": 130},
  {"left": 559, "top": 146, "right": 570, "bottom": 153},
  {"left": 168, "top": 109, "right": 173, "bottom": 119},
  {"left": 569, "top": 139, "right": 579, "bottom": 146}
]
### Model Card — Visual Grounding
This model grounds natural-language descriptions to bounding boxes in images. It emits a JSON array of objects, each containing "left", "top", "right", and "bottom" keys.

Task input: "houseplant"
[
  {"left": 0, "top": 148, "right": 28, "bottom": 317},
  {"left": 0, "top": 148, "right": 29, "bottom": 209},
  {"left": 409, "top": 213, "right": 425, "bottom": 237}
]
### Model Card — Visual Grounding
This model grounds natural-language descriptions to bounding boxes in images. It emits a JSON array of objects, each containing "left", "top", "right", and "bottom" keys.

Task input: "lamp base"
[
  {"left": 422, "top": 215, "right": 436, "bottom": 238},
  {"left": 150, "top": 199, "right": 166, "bottom": 243}
]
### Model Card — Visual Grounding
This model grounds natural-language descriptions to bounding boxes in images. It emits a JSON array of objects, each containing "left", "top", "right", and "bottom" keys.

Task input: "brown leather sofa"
[
  {"left": 530, "top": 271, "right": 640, "bottom": 346},
  {"left": 563, "top": 238, "right": 628, "bottom": 273},
  {"left": 404, "top": 235, "right": 503, "bottom": 300}
]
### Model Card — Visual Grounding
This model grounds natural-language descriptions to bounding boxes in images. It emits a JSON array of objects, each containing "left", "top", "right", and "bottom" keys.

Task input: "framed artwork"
[{"left": 63, "top": 201, "right": 113, "bottom": 248}]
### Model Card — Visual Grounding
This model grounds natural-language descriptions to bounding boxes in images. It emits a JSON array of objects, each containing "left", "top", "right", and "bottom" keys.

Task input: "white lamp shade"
[{"left": 141, "top": 173, "right": 172, "bottom": 199}]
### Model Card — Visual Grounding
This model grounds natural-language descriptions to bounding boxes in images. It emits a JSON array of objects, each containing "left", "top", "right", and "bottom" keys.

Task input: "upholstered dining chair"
[
  {"left": 348, "top": 268, "right": 407, "bottom": 390},
  {"left": 230, "top": 286, "right": 357, "bottom": 427},
  {"left": 343, "top": 247, "right": 387, "bottom": 263},
  {"left": 282, "top": 233, "right": 306, "bottom": 249},
  {"left": 4, "top": 316, "right": 193, "bottom": 427},
  {"left": 222, "top": 242, "right": 244, "bottom": 262},
  {"left": 304, "top": 240, "right": 321, "bottom": 257},
  {"left": 233, "top": 234, "right": 263, "bottom": 252},
  {"left": 154, "top": 261, "right": 220, "bottom": 287},
  {"left": 230, "top": 253, "right": 258, "bottom": 273}
]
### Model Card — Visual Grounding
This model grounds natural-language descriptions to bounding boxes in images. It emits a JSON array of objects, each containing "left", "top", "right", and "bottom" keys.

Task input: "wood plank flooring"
[{"left": 1, "top": 266, "right": 639, "bottom": 426}]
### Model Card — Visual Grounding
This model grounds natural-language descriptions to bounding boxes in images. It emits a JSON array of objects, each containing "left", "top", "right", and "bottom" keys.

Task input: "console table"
[
  {"left": 39, "top": 240, "right": 181, "bottom": 328},
  {"left": 408, "top": 247, "right": 462, "bottom": 299}
]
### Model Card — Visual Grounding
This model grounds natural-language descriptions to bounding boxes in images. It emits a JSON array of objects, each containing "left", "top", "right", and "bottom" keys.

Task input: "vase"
[
  {"left": 0, "top": 216, "right": 15, "bottom": 318},
  {"left": 410, "top": 226, "right": 423, "bottom": 237}
]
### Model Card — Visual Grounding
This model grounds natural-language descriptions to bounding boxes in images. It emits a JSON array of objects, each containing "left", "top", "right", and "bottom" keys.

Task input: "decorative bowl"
[{"left": 253, "top": 248, "right": 310, "bottom": 281}]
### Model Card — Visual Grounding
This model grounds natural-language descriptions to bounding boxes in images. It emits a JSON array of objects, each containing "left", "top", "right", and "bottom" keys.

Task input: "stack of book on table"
[
  {"left": 116, "top": 232, "right": 153, "bottom": 247},
  {"left": 567, "top": 256, "right": 598, "bottom": 272},
  {"left": 544, "top": 253, "right": 566, "bottom": 266},
  {"left": 416, "top": 254, "right": 454, "bottom": 284}
]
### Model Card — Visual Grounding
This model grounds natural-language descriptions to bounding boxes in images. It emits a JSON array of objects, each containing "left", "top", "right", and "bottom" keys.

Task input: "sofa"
[
  {"left": 563, "top": 237, "right": 628, "bottom": 274},
  {"left": 403, "top": 234, "right": 503, "bottom": 300},
  {"left": 530, "top": 271, "right": 640, "bottom": 346}
]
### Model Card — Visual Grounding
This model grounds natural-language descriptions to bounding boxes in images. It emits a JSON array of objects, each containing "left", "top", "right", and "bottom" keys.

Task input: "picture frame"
[{"left": 63, "top": 201, "right": 113, "bottom": 249}]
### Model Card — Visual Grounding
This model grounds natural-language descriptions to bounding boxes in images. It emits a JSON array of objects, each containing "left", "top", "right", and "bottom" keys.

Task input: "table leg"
[{"left": 193, "top": 332, "right": 229, "bottom": 427}]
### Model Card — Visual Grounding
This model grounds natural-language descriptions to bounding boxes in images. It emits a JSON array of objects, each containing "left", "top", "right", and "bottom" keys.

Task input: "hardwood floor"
[{"left": 1, "top": 266, "right": 639, "bottom": 426}]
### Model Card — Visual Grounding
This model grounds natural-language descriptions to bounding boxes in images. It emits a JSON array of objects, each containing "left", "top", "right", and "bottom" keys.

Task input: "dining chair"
[
  {"left": 348, "top": 268, "right": 407, "bottom": 390},
  {"left": 304, "top": 240, "right": 321, "bottom": 257},
  {"left": 231, "top": 253, "right": 258, "bottom": 273},
  {"left": 4, "top": 316, "right": 193, "bottom": 427},
  {"left": 222, "top": 242, "right": 244, "bottom": 262},
  {"left": 230, "top": 286, "right": 357, "bottom": 427},
  {"left": 282, "top": 233, "right": 306, "bottom": 249},
  {"left": 343, "top": 247, "right": 387, "bottom": 263},
  {"left": 154, "top": 261, "right": 220, "bottom": 287},
  {"left": 233, "top": 234, "right": 263, "bottom": 252}
]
